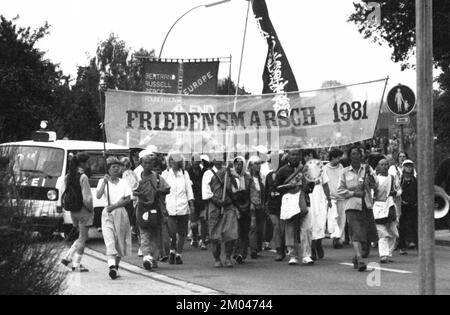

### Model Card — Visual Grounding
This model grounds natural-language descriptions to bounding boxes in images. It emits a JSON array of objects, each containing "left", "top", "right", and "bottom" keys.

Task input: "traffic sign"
[
  {"left": 386, "top": 84, "right": 416, "bottom": 116},
  {"left": 395, "top": 116, "right": 410, "bottom": 125}
]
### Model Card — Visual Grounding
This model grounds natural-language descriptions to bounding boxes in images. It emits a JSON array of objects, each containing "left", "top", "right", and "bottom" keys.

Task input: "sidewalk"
[
  {"left": 436, "top": 230, "right": 450, "bottom": 247},
  {"left": 63, "top": 248, "right": 219, "bottom": 295}
]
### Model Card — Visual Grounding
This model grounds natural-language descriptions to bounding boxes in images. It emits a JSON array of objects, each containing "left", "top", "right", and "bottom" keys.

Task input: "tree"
[
  {"left": 348, "top": 1, "right": 450, "bottom": 163},
  {"left": 0, "top": 15, "right": 70, "bottom": 142},
  {"left": 216, "top": 76, "right": 251, "bottom": 95}
]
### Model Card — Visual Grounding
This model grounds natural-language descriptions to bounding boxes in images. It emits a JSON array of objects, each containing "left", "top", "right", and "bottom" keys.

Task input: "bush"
[{"left": 0, "top": 168, "right": 68, "bottom": 295}]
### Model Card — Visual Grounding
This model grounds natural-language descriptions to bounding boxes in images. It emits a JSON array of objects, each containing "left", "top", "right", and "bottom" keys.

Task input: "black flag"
[{"left": 252, "top": 0, "right": 299, "bottom": 96}]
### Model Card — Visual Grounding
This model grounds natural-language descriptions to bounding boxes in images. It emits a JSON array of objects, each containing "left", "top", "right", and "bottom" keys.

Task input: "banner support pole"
[{"left": 222, "top": 0, "right": 252, "bottom": 214}]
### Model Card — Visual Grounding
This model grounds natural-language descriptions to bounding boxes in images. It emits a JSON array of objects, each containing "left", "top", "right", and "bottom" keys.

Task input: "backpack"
[{"left": 62, "top": 173, "right": 83, "bottom": 212}]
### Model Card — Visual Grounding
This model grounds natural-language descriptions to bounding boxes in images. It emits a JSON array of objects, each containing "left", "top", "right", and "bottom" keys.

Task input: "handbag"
[
  {"left": 373, "top": 176, "right": 397, "bottom": 224},
  {"left": 136, "top": 203, "right": 159, "bottom": 229}
]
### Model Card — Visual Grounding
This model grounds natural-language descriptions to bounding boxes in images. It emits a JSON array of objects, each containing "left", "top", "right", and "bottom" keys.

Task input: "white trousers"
[
  {"left": 377, "top": 221, "right": 399, "bottom": 257},
  {"left": 329, "top": 200, "right": 346, "bottom": 241}
]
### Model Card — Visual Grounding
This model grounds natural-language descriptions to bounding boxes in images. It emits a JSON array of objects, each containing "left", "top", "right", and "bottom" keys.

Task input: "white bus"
[{"left": 0, "top": 130, "right": 132, "bottom": 237}]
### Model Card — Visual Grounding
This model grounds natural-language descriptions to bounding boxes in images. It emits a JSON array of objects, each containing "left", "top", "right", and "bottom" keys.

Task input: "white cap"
[
  {"left": 200, "top": 154, "right": 210, "bottom": 162},
  {"left": 139, "top": 149, "right": 155, "bottom": 159},
  {"left": 402, "top": 159, "right": 414, "bottom": 167}
]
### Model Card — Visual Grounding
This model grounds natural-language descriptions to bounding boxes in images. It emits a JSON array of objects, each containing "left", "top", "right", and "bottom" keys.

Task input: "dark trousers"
[
  {"left": 398, "top": 204, "right": 418, "bottom": 249},
  {"left": 250, "top": 210, "right": 266, "bottom": 253},
  {"left": 234, "top": 211, "right": 251, "bottom": 258},
  {"left": 168, "top": 215, "right": 189, "bottom": 254}
]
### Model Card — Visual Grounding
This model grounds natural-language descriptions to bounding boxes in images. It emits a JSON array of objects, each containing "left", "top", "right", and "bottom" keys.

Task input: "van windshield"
[{"left": 1, "top": 146, "right": 64, "bottom": 178}]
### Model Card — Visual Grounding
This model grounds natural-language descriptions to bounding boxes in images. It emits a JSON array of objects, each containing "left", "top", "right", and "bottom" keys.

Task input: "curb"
[{"left": 84, "top": 248, "right": 221, "bottom": 295}]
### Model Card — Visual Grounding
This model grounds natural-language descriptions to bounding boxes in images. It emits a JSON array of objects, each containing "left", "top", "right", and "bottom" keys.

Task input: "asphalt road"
[{"left": 86, "top": 235, "right": 450, "bottom": 295}]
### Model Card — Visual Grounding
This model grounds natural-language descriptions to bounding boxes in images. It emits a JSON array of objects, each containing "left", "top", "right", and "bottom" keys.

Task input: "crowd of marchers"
[{"left": 61, "top": 146, "right": 419, "bottom": 279}]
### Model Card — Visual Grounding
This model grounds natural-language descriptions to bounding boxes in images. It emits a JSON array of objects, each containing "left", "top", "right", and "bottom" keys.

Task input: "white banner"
[{"left": 105, "top": 78, "right": 387, "bottom": 154}]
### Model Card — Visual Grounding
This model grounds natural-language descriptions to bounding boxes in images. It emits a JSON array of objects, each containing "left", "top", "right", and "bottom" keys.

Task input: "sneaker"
[
  {"left": 200, "top": 243, "right": 208, "bottom": 251},
  {"left": 109, "top": 267, "right": 118, "bottom": 280},
  {"left": 137, "top": 248, "right": 143, "bottom": 257},
  {"left": 250, "top": 252, "right": 258, "bottom": 259},
  {"left": 151, "top": 260, "right": 158, "bottom": 269},
  {"left": 169, "top": 252, "right": 176, "bottom": 265},
  {"left": 288, "top": 257, "right": 299, "bottom": 265},
  {"left": 399, "top": 249, "right": 408, "bottom": 256},
  {"left": 263, "top": 242, "right": 272, "bottom": 251},
  {"left": 143, "top": 256, "right": 152, "bottom": 271},
  {"left": 357, "top": 261, "right": 367, "bottom": 272},
  {"left": 302, "top": 257, "right": 315, "bottom": 265},
  {"left": 191, "top": 240, "right": 199, "bottom": 248},
  {"left": 160, "top": 255, "right": 169, "bottom": 262},
  {"left": 175, "top": 255, "right": 183, "bottom": 265},
  {"left": 224, "top": 259, "right": 233, "bottom": 268},
  {"left": 380, "top": 256, "right": 389, "bottom": 264},
  {"left": 72, "top": 265, "right": 89, "bottom": 272},
  {"left": 274, "top": 254, "right": 285, "bottom": 262},
  {"left": 214, "top": 260, "right": 223, "bottom": 268},
  {"left": 235, "top": 254, "right": 244, "bottom": 264},
  {"left": 317, "top": 244, "right": 325, "bottom": 259}
]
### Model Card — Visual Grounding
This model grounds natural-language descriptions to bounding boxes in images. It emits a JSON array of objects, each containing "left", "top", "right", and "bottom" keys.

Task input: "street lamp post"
[{"left": 158, "top": 0, "right": 231, "bottom": 59}]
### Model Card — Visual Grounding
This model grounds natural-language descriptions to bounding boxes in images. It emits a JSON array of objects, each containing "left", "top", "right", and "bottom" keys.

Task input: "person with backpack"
[
  {"left": 96, "top": 157, "right": 133, "bottom": 280},
  {"left": 61, "top": 152, "right": 93, "bottom": 272},
  {"left": 134, "top": 155, "right": 170, "bottom": 270},
  {"left": 161, "top": 153, "right": 194, "bottom": 265}
]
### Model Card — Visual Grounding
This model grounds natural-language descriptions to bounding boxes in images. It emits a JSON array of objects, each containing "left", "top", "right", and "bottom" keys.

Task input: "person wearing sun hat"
[{"left": 96, "top": 157, "right": 133, "bottom": 280}]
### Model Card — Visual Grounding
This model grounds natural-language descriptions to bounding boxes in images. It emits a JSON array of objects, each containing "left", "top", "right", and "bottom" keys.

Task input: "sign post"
[
  {"left": 387, "top": 84, "right": 416, "bottom": 152},
  {"left": 416, "top": 0, "right": 435, "bottom": 295}
]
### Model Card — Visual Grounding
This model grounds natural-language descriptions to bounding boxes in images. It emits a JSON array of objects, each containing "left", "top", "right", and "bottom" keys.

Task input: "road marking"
[
  {"left": 84, "top": 248, "right": 221, "bottom": 295},
  {"left": 340, "top": 263, "right": 413, "bottom": 274}
]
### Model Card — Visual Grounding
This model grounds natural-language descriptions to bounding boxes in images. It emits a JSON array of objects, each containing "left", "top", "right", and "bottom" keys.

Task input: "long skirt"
[{"left": 102, "top": 207, "right": 132, "bottom": 257}]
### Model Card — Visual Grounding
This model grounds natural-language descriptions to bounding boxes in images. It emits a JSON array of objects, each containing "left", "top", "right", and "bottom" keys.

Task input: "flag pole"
[
  {"left": 221, "top": 0, "right": 252, "bottom": 214},
  {"left": 99, "top": 87, "right": 111, "bottom": 206}
]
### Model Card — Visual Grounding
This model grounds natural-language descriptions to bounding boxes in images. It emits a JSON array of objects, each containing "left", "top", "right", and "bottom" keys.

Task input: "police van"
[{"left": 0, "top": 128, "right": 132, "bottom": 237}]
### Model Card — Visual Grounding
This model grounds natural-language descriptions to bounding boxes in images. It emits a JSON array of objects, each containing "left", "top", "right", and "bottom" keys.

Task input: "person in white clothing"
[
  {"left": 161, "top": 153, "right": 194, "bottom": 265},
  {"left": 323, "top": 149, "right": 346, "bottom": 249},
  {"left": 375, "top": 159, "right": 399, "bottom": 264},
  {"left": 96, "top": 157, "right": 133, "bottom": 280},
  {"left": 303, "top": 150, "right": 332, "bottom": 261}
]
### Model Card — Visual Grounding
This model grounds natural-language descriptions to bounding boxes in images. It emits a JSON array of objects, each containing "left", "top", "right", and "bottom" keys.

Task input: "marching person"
[
  {"left": 96, "top": 157, "right": 133, "bottom": 280},
  {"left": 303, "top": 150, "right": 332, "bottom": 261},
  {"left": 134, "top": 155, "right": 170, "bottom": 270},
  {"left": 323, "top": 149, "right": 346, "bottom": 249},
  {"left": 120, "top": 156, "right": 139, "bottom": 249},
  {"left": 232, "top": 156, "right": 251, "bottom": 264},
  {"left": 61, "top": 152, "right": 93, "bottom": 272},
  {"left": 248, "top": 155, "right": 266, "bottom": 259},
  {"left": 398, "top": 160, "right": 418, "bottom": 255},
  {"left": 374, "top": 159, "right": 399, "bottom": 264},
  {"left": 187, "top": 155, "right": 208, "bottom": 250},
  {"left": 337, "top": 146, "right": 378, "bottom": 272},
  {"left": 161, "top": 153, "right": 194, "bottom": 265},
  {"left": 203, "top": 154, "right": 240, "bottom": 268},
  {"left": 276, "top": 150, "right": 314, "bottom": 265},
  {"left": 265, "top": 153, "right": 286, "bottom": 261}
]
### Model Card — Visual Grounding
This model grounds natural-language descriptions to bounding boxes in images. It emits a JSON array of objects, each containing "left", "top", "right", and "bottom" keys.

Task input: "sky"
[{"left": 2, "top": 0, "right": 417, "bottom": 94}]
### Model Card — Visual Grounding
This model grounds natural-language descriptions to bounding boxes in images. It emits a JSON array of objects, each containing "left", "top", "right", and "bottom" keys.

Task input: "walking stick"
[{"left": 99, "top": 88, "right": 110, "bottom": 206}]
